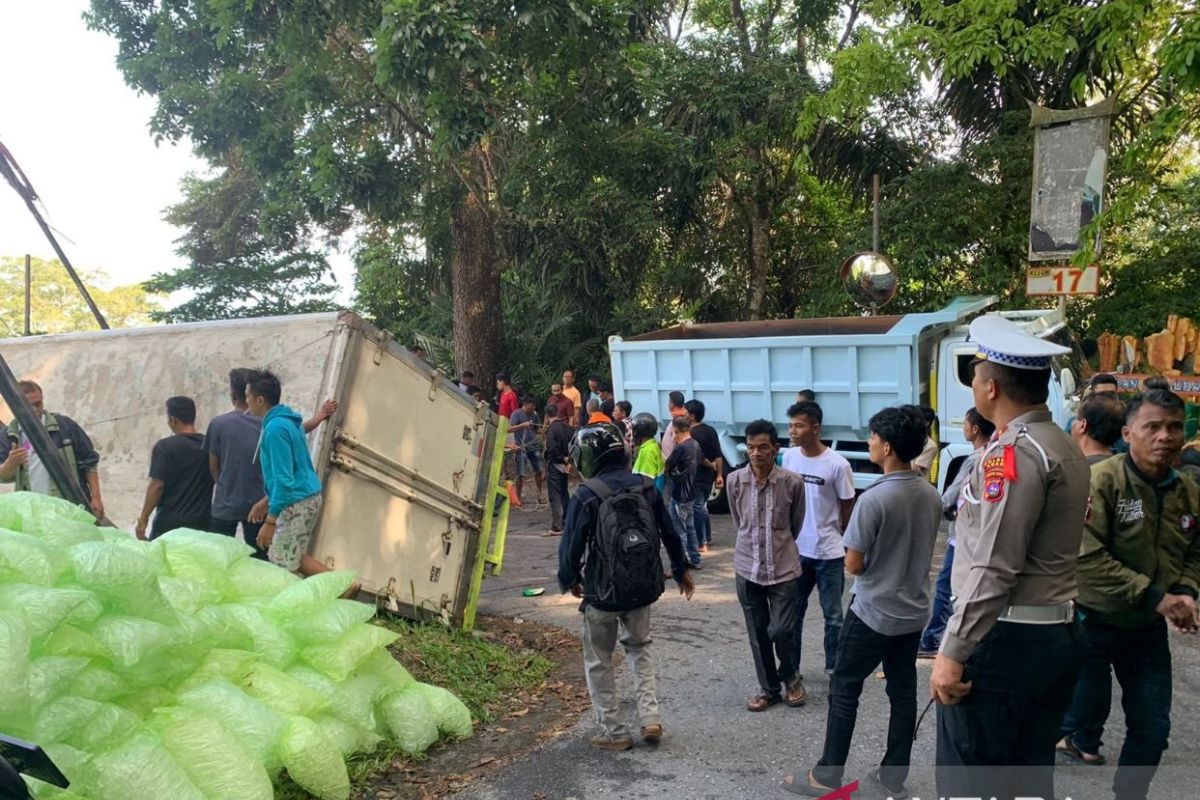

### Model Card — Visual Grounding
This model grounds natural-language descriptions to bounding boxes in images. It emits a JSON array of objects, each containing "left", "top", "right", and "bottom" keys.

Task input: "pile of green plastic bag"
[{"left": 0, "top": 493, "right": 473, "bottom": 800}]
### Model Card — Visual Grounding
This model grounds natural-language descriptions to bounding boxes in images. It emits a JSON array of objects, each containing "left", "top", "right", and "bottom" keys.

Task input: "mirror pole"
[{"left": 872, "top": 173, "right": 881, "bottom": 253}]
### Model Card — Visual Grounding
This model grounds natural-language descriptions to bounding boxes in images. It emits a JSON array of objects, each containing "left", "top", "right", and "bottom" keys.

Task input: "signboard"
[
  {"left": 1028, "top": 97, "right": 1115, "bottom": 262},
  {"left": 1026, "top": 265, "right": 1100, "bottom": 296}
]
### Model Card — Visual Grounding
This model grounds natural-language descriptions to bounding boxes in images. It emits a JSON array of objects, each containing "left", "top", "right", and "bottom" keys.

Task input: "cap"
[{"left": 968, "top": 314, "right": 1069, "bottom": 371}]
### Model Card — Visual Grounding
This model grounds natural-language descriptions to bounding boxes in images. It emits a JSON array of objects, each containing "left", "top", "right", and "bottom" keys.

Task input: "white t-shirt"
[
  {"left": 781, "top": 446, "right": 855, "bottom": 560},
  {"left": 19, "top": 433, "right": 53, "bottom": 495}
]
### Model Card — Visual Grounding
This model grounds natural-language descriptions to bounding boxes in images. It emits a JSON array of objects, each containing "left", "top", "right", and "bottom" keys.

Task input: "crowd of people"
[
  {"left": 540, "top": 315, "right": 1200, "bottom": 800},
  {"left": 0, "top": 370, "right": 355, "bottom": 594}
]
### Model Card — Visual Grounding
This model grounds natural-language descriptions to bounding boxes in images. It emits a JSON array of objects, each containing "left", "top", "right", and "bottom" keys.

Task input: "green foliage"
[
  {"left": 0, "top": 257, "right": 162, "bottom": 335},
  {"left": 144, "top": 157, "right": 338, "bottom": 323},
  {"left": 1069, "top": 173, "right": 1200, "bottom": 339}
]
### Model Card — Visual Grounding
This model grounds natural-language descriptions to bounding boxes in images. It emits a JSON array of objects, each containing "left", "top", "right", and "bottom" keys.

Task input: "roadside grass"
[{"left": 276, "top": 615, "right": 555, "bottom": 799}]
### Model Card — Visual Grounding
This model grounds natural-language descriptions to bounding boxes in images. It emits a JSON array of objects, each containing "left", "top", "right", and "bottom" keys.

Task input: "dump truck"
[
  {"left": 609, "top": 296, "right": 1085, "bottom": 508},
  {"left": 0, "top": 311, "right": 509, "bottom": 629}
]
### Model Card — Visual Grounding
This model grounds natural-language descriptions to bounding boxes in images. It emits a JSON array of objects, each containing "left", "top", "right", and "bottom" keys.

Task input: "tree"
[
  {"left": 146, "top": 156, "right": 338, "bottom": 322},
  {"left": 0, "top": 257, "right": 161, "bottom": 335},
  {"left": 88, "top": 0, "right": 667, "bottom": 387}
]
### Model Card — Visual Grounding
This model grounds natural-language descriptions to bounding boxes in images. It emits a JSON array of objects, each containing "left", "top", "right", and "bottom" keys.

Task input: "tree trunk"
[
  {"left": 746, "top": 200, "right": 771, "bottom": 320},
  {"left": 450, "top": 189, "right": 502, "bottom": 395}
]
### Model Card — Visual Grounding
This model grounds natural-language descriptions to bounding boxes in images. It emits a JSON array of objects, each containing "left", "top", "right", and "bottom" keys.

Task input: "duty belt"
[{"left": 996, "top": 601, "right": 1075, "bottom": 625}]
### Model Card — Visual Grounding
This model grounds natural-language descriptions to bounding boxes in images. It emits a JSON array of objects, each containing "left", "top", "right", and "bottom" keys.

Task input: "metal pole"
[
  {"left": 0, "top": 141, "right": 109, "bottom": 330},
  {"left": 872, "top": 173, "right": 881, "bottom": 252},
  {"left": 23, "top": 254, "right": 31, "bottom": 336}
]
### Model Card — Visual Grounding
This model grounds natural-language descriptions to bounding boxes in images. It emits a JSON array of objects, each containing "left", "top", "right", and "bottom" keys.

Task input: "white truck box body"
[{"left": 0, "top": 311, "right": 504, "bottom": 624}]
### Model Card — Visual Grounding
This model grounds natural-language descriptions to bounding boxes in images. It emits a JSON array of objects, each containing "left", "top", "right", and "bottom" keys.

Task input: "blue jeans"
[
  {"left": 693, "top": 481, "right": 713, "bottom": 545},
  {"left": 669, "top": 498, "right": 700, "bottom": 566},
  {"left": 920, "top": 542, "right": 955, "bottom": 652},
  {"left": 795, "top": 556, "right": 845, "bottom": 672},
  {"left": 1060, "top": 614, "right": 1172, "bottom": 800}
]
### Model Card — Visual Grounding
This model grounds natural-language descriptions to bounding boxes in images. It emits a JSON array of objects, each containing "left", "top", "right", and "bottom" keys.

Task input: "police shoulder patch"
[{"left": 982, "top": 454, "right": 1006, "bottom": 503}]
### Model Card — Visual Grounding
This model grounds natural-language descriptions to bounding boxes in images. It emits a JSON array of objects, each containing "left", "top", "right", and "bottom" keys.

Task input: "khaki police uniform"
[{"left": 936, "top": 315, "right": 1091, "bottom": 800}]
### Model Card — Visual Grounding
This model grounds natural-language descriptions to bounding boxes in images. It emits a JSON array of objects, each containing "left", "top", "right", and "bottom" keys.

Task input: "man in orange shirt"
[
  {"left": 586, "top": 398, "right": 613, "bottom": 425},
  {"left": 562, "top": 369, "right": 583, "bottom": 427}
]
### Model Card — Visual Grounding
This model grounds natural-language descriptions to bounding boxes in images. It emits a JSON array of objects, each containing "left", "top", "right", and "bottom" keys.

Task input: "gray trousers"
[{"left": 582, "top": 603, "right": 660, "bottom": 737}]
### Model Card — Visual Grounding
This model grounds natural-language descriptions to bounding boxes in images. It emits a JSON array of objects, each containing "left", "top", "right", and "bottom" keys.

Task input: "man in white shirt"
[{"left": 781, "top": 401, "right": 855, "bottom": 676}]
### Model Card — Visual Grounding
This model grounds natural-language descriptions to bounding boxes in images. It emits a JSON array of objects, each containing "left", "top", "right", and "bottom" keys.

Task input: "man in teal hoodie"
[{"left": 245, "top": 368, "right": 337, "bottom": 580}]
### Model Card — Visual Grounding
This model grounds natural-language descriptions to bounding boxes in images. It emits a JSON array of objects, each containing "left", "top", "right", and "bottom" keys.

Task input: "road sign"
[{"left": 1026, "top": 265, "right": 1100, "bottom": 296}]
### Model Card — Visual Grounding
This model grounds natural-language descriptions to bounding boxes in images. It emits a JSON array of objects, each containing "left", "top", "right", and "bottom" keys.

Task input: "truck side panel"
[
  {"left": 611, "top": 334, "right": 920, "bottom": 450},
  {"left": 0, "top": 313, "right": 341, "bottom": 528}
]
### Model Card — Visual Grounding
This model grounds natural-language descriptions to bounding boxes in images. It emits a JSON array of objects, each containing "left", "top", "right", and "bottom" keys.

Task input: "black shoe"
[
  {"left": 868, "top": 768, "right": 909, "bottom": 800},
  {"left": 689, "top": 562, "right": 703, "bottom": 570}
]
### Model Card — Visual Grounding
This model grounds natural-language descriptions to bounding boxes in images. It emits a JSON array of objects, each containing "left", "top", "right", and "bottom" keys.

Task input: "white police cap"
[{"left": 969, "top": 314, "right": 1070, "bottom": 371}]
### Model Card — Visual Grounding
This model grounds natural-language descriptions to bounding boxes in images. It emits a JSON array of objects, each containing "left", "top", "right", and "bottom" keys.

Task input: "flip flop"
[
  {"left": 540, "top": 530, "right": 562, "bottom": 537},
  {"left": 1057, "top": 735, "right": 1106, "bottom": 765},
  {"left": 782, "top": 770, "right": 834, "bottom": 796}
]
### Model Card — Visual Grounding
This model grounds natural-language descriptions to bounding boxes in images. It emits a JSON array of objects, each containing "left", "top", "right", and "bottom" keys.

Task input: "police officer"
[{"left": 931, "top": 315, "right": 1091, "bottom": 800}]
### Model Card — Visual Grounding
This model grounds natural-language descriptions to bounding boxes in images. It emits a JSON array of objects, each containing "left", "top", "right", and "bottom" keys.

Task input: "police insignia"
[{"left": 982, "top": 454, "right": 1006, "bottom": 503}]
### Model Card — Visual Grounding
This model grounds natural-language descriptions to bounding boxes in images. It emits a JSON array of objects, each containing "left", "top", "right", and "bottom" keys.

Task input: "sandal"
[
  {"left": 747, "top": 693, "right": 781, "bottom": 712},
  {"left": 785, "top": 676, "right": 808, "bottom": 707},
  {"left": 1057, "top": 735, "right": 1106, "bottom": 765},
  {"left": 782, "top": 769, "right": 833, "bottom": 796}
]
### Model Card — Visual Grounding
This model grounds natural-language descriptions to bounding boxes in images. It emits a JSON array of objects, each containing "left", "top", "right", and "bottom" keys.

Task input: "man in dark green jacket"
[
  {"left": 1059, "top": 387, "right": 1200, "bottom": 800},
  {"left": 0, "top": 380, "right": 103, "bottom": 516}
]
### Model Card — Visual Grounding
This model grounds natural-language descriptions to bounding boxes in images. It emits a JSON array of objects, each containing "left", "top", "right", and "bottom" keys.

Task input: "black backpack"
[{"left": 584, "top": 476, "right": 666, "bottom": 610}]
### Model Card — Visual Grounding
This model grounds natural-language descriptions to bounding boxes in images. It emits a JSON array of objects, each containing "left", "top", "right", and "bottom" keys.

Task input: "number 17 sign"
[{"left": 1026, "top": 265, "right": 1100, "bottom": 296}]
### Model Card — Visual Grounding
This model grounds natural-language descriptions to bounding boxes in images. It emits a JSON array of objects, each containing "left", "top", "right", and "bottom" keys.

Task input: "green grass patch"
[
  {"left": 376, "top": 615, "right": 555, "bottom": 723},
  {"left": 276, "top": 616, "right": 554, "bottom": 798}
]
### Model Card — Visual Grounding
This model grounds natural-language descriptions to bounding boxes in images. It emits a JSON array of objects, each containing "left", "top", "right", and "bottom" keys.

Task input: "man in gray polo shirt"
[
  {"left": 786, "top": 405, "right": 941, "bottom": 798},
  {"left": 206, "top": 368, "right": 335, "bottom": 557}
]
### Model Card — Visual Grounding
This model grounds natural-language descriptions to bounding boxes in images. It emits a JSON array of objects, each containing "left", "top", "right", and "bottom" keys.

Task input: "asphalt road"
[{"left": 458, "top": 503, "right": 1200, "bottom": 800}]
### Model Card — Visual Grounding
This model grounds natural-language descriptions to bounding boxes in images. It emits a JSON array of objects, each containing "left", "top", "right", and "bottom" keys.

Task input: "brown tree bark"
[
  {"left": 450, "top": 187, "right": 502, "bottom": 394},
  {"left": 746, "top": 197, "right": 771, "bottom": 320}
]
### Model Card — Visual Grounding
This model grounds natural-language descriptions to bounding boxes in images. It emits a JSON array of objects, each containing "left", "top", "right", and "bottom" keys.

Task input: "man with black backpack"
[{"left": 558, "top": 423, "right": 696, "bottom": 751}]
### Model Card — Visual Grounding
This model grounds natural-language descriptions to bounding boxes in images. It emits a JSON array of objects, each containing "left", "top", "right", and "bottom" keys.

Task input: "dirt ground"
[{"left": 352, "top": 614, "right": 591, "bottom": 800}]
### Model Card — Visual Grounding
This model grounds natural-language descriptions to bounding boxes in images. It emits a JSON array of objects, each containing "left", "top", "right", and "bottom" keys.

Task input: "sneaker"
[
  {"left": 590, "top": 734, "right": 634, "bottom": 751},
  {"left": 640, "top": 723, "right": 663, "bottom": 743},
  {"left": 868, "top": 768, "right": 910, "bottom": 800}
]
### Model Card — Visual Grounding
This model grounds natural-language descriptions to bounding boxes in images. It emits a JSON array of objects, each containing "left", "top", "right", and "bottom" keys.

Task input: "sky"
[{"left": 0, "top": 2, "right": 353, "bottom": 300}]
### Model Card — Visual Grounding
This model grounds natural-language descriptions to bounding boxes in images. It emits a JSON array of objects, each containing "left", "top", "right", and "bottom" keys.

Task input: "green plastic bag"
[
  {"left": 415, "top": 682, "right": 474, "bottom": 738},
  {"left": 0, "top": 584, "right": 99, "bottom": 638},
  {"left": 25, "top": 518, "right": 104, "bottom": 551},
  {"left": 153, "top": 707, "right": 274, "bottom": 800},
  {"left": 236, "top": 662, "right": 330, "bottom": 718},
  {"left": 377, "top": 687, "right": 440, "bottom": 754},
  {"left": 68, "top": 664, "right": 130, "bottom": 702},
  {"left": 38, "top": 623, "right": 106, "bottom": 659},
  {"left": 114, "top": 685, "right": 174, "bottom": 718},
  {"left": 356, "top": 648, "right": 416, "bottom": 693},
  {"left": 0, "top": 612, "right": 31, "bottom": 715},
  {"left": 28, "top": 656, "right": 90, "bottom": 706},
  {"left": 302, "top": 623, "right": 399, "bottom": 681},
  {"left": 91, "top": 729, "right": 206, "bottom": 800},
  {"left": 279, "top": 716, "right": 351, "bottom": 800},
  {"left": 0, "top": 528, "right": 68, "bottom": 586},
  {"left": 67, "top": 701, "right": 142, "bottom": 752},
  {"left": 0, "top": 493, "right": 95, "bottom": 533},
  {"left": 87, "top": 615, "right": 176, "bottom": 669},
  {"left": 68, "top": 541, "right": 157, "bottom": 587},
  {"left": 158, "top": 575, "right": 224, "bottom": 615},
  {"left": 175, "top": 648, "right": 258, "bottom": 693},
  {"left": 267, "top": 570, "right": 357, "bottom": 620},
  {"left": 226, "top": 557, "right": 299, "bottom": 600},
  {"left": 32, "top": 696, "right": 104, "bottom": 743},
  {"left": 178, "top": 679, "right": 286, "bottom": 772},
  {"left": 315, "top": 713, "right": 383, "bottom": 757},
  {"left": 223, "top": 604, "right": 298, "bottom": 667},
  {"left": 158, "top": 527, "right": 252, "bottom": 570},
  {"left": 288, "top": 598, "right": 377, "bottom": 643}
]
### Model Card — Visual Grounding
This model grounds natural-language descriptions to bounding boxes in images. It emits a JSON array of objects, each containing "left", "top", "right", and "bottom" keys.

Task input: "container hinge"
[
  {"left": 441, "top": 526, "right": 453, "bottom": 556},
  {"left": 374, "top": 330, "right": 393, "bottom": 365}
]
